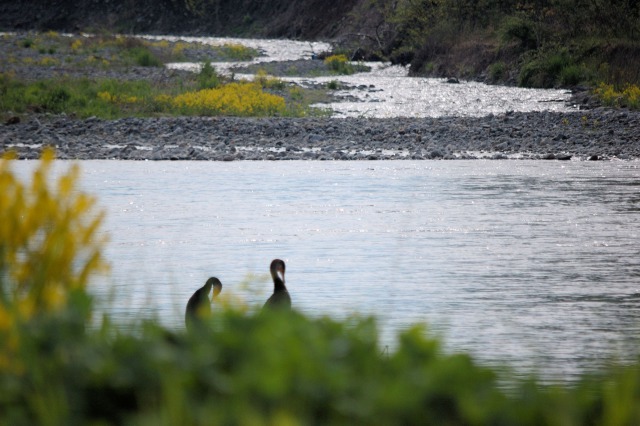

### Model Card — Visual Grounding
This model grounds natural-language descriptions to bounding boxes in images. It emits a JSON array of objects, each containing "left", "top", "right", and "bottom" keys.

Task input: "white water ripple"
[{"left": 158, "top": 35, "right": 574, "bottom": 118}]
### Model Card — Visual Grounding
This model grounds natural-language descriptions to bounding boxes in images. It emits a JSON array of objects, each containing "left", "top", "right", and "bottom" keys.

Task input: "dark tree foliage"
[{"left": 385, "top": 0, "right": 640, "bottom": 86}]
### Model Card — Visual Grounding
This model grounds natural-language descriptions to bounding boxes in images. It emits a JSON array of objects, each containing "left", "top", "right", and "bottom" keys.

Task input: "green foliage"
[
  {"left": 126, "top": 46, "right": 162, "bottom": 67},
  {"left": 5, "top": 32, "right": 259, "bottom": 75},
  {"left": 42, "top": 86, "right": 71, "bottom": 113},
  {"left": 0, "top": 149, "right": 106, "bottom": 317},
  {"left": 0, "top": 74, "right": 162, "bottom": 118},
  {"left": 197, "top": 61, "right": 221, "bottom": 89},
  {"left": 218, "top": 42, "right": 260, "bottom": 61},
  {"left": 288, "top": 86, "right": 303, "bottom": 101},
  {"left": 487, "top": 61, "right": 507, "bottom": 82},
  {"left": 2, "top": 154, "right": 640, "bottom": 424},
  {"left": 0, "top": 29, "right": 321, "bottom": 119},
  {"left": 385, "top": 0, "right": 640, "bottom": 87},
  {"left": 560, "top": 64, "right": 586, "bottom": 87},
  {"left": 0, "top": 72, "right": 322, "bottom": 119},
  {"left": 327, "top": 79, "right": 341, "bottom": 90},
  {"left": 254, "top": 69, "right": 287, "bottom": 90},
  {"left": 390, "top": 0, "right": 442, "bottom": 50},
  {"left": 499, "top": 15, "right": 538, "bottom": 50},
  {"left": 3, "top": 292, "right": 640, "bottom": 425},
  {"left": 594, "top": 83, "right": 640, "bottom": 109},
  {"left": 20, "top": 38, "right": 34, "bottom": 48},
  {"left": 324, "top": 54, "right": 358, "bottom": 75},
  {"left": 518, "top": 49, "right": 579, "bottom": 88}
]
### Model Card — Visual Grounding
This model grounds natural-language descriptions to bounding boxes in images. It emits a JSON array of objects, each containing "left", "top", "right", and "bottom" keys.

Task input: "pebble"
[{"left": 1, "top": 110, "right": 639, "bottom": 161}]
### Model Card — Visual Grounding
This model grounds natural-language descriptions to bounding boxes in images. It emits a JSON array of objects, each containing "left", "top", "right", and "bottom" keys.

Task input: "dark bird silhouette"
[
  {"left": 185, "top": 277, "right": 222, "bottom": 331},
  {"left": 263, "top": 259, "right": 291, "bottom": 310}
]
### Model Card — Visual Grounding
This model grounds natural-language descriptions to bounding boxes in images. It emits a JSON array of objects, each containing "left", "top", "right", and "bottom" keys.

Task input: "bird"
[
  {"left": 185, "top": 277, "right": 222, "bottom": 331},
  {"left": 263, "top": 259, "right": 291, "bottom": 310}
]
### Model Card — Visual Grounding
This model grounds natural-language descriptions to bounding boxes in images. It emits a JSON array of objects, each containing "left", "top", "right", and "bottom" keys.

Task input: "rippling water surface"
[
  {"left": 160, "top": 35, "right": 573, "bottom": 118},
  {"left": 292, "top": 64, "right": 572, "bottom": 118},
  {"left": 13, "top": 160, "right": 640, "bottom": 382},
  {"left": 8, "top": 35, "right": 635, "bottom": 382}
]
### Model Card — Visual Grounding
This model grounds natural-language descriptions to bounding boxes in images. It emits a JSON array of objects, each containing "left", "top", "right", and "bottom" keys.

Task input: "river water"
[
  {"left": 157, "top": 35, "right": 574, "bottom": 118},
  {"left": 12, "top": 159, "right": 640, "bottom": 382},
  {"left": 8, "top": 35, "right": 638, "bottom": 383}
]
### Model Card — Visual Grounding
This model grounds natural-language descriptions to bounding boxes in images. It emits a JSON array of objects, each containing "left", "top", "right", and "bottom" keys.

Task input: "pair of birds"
[{"left": 185, "top": 258, "right": 290, "bottom": 330}]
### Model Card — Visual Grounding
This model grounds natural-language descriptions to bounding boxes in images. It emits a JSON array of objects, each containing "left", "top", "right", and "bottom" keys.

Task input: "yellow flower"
[
  {"left": 0, "top": 148, "right": 108, "bottom": 318},
  {"left": 0, "top": 306, "right": 12, "bottom": 331},
  {"left": 172, "top": 82, "right": 286, "bottom": 116},
  {"left": 71, "top": 39, "right": 82, "bottom": 51},
  {"left": 97, "top": 91, "right": 115, "bottom": 102}
]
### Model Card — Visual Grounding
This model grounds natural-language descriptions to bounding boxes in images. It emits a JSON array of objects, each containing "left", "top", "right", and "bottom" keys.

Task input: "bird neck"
[{"left": 273, "top": 275, "right": 287, "bottom": 292}]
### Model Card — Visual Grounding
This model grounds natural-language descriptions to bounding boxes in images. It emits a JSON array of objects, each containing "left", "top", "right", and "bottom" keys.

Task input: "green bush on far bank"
[
  {"left": 323, "top": 54, "right": 369, "bottom": 75},
  {"left": 517, "top": 48, "right": 589, "bottom": 88},
  {"left": 381, "top": 0, "right": 640, "bottom": 92},
  {"left": 2, "top": 152, "right": 640, "bottom": 425}
]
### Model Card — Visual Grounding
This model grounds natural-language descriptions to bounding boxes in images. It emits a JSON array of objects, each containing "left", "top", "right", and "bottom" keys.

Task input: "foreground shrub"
[
  {"left": 3, "top": 301, "right": 640, "bottom": 425},
  {"left": 0, "top": 149, "right": 107, "bottom": 315},
  {"left": 0, "top": 148, "right": 106, "bottom": 387}
]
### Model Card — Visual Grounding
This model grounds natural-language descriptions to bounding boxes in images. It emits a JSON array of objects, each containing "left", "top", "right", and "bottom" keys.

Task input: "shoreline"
[
  {"left": 0, "top": 31, "right": 638, "bottom": 162},
  {"left": 2, "top": 109, "right": 639, "bottom": 161}
]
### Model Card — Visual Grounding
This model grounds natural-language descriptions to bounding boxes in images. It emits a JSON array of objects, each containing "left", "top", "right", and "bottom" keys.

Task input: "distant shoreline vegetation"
[
  {"left": 1, "top": 28, "right": 639, "bottom": 123},
  {"left": 0, "top": 32, "right": 339, "bottom": 119},
  {"left": 2, "top": 0, "right": 639, "bottom": 95},
  {"left": 367, "top": 0, "right": 640, "bottom": 93}
]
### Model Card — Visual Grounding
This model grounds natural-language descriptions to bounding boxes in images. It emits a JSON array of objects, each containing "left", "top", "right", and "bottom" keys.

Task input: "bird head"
[
  {"left": 271, "top": 258, "right": 286, "bottom": 282},
  {"left": 206, "top": 277, "right": 223, "bottom": 299}
]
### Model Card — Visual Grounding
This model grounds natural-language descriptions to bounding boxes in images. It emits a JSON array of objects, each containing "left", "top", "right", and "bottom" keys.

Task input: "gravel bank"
[
  {"left": 2, "top": 109, "right": 639, "bottom": 161},
  {"left": 1, "top": 32, "right": 638, "bottom": 161}
]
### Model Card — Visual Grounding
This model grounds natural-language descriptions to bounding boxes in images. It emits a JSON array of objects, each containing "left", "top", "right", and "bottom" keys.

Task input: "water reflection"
[
  {"left": 294, "top": 65, "right": 572, "bottom": 117},
  {"left": 11, "top": 160, "right": 640, "bottom": 382},
  {"left": 158, "top": 35, "right": 573, "bottom": 118}
]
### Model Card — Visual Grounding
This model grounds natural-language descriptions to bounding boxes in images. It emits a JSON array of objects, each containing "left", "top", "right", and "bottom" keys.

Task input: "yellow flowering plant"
[
  {"left": 594, "top": 83, "right": 640, "bottom": 109},
  {"left": 0, "top": 149, "right": 108, "bottom": 318},
  {"left": 172, "top": 82, "right": 286, "bottom": 116},
  {"left": 324, "top": 54, "right": 356, "bottom": 75}
]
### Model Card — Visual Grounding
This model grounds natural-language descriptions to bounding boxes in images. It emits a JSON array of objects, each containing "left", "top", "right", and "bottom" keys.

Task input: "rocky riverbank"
[
  {"left": 2, "top": 109, "right": 639, "bottom": 161},
  {"left": 1, "top": 31, "right": 638, "bottom": 161}
]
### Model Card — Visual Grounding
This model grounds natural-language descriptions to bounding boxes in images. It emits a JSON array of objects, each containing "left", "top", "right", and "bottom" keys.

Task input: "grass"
[
  {"left": 2, "top": 152, "right": 640, "bottom": 424},
  {"left": 0, "top": 70, "right": 332, "bottom": 119},
  {"left": 0, "top": 71, "right": 330, "bottom": 119},
  {"left": 0, "top": 32, "right": 334, "bottom": 118},
  {"left": 5, "top": 32, "right": 261, "bottom": 69},
  {"left": 216, "top": 42, "right": 260, "bottom": 61}
]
